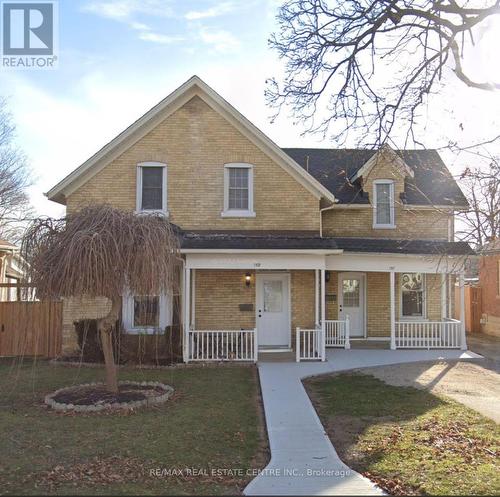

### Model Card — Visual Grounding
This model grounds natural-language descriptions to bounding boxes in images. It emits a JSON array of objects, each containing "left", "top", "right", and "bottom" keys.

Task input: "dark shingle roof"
[
  {"left": 333, "top": 237, "right": 474, "bottom": 256},
  {"left": 282, "top": 148, "right": 468, "bottom": 207},
  {"left": 180, "top": 231, "right": 474, "bottom": 255}
]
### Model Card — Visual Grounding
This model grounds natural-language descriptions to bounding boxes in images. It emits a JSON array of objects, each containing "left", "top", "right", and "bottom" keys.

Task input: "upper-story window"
[
  {"left": 373, "top": 179, "right": 395, "bottom": 228},
  {"left": 221, "top": 163, "right": 255, "bottom": 218},
  {"left": 400, "top": 273, "right": 426, "bottom": 318},
  {"left": 136, "top": 162, "right": 168, "bottom": 215}
]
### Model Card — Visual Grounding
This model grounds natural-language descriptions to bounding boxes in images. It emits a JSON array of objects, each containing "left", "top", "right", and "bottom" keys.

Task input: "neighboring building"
[
  {"left": 0, "top": 239, "right": 23, "bottom": 301},
  {"left": 46, "top": 76, "right": 473, "bottom": 360},
  {"left": 479, "top": 240, "right": 500, "bottom": 337}
]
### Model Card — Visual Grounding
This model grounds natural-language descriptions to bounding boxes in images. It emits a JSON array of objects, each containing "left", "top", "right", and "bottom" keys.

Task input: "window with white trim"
[
  {"left": 373, "top": 179, "right": 395, "bottom": 228},
  {"left": 136, "top": 162, "right": 167, "bottom": 214},
  {"left": 222, "top": 163, "right": 255, "bottom": 217},
  {"left": 122, "top": 292, "right": 172, "bottom": 334},
  {"left": 400, "top": 273, "right": 425, "bottom": 318}
]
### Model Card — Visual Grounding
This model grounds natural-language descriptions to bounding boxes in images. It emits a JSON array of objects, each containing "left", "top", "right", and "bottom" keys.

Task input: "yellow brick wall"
[
  {"left": 326, "top": 271, "right": 339, "bottom": 321},
  {"left": 366, "top": 272, "right": 391, "bottom": 337},
  {"left": 322, "top": 208, "right": 450, "bottom": 239},
  {"left": 67, "top": 96, "right": 320, "bottom": 231},
  {"left": 291, "top": 270, "right": 316, "bottom": 333},
  {"left": 62, "top": 296, "right": 111, "bottom": 354},
  {"left": 194, "top": 270, "right": 256, "bottom": 330}
]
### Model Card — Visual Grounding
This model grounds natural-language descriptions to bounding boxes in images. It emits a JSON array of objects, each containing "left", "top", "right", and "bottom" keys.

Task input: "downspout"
[{"left": 319, "top": 202, "right": 339, "bottom": 238}]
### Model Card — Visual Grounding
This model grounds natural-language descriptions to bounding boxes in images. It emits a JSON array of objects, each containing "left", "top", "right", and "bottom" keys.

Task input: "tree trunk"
[{"left": 98, "top": 297, "right": 121, "bottom": 393}]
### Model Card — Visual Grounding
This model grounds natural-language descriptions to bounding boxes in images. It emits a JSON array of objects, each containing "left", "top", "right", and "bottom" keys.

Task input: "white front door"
[
  {"left": 256, "top": 273, "right": 290, "bottom": 347},
  {"left": 338, "top": 273, "right": 365, "bottom": 337}
]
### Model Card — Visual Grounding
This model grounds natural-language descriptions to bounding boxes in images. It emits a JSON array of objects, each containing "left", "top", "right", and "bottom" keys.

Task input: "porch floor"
[{"left": 244, "top": 348, "right": 482, "bottom": 496}]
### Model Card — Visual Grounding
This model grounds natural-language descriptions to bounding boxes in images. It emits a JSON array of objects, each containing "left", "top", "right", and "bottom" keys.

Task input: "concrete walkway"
[{"left": 244, "top": 348, "right": 482, "bottom": 496}]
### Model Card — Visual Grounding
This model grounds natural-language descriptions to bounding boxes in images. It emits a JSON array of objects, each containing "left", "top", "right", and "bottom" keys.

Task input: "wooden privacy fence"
[
  {"left": 454, "top": 285, "right": 482, "bottom": 333},
  {"left": 0, "top": 299, "right": 62, "bottom": 358}
]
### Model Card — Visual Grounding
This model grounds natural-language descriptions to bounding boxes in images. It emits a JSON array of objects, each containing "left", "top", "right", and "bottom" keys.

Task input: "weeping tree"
[{"left": 21, "top": 205, "right": 181, "bottom": 393}]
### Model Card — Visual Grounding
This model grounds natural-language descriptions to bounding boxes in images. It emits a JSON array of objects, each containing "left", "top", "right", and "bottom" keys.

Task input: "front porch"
[{"left": 181, "top": 251, "right": 468, "bottom": 362}]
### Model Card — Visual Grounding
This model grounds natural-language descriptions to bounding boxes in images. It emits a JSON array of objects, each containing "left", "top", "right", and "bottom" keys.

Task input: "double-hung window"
[
  {"left": 373, "top": 179, "right": 395, "bottom": 228},
  {"left": 222, "top": 163, "right": 255, "bottom": 217},
  {"left": 136, "top": 162, "right": 168, "bottom": 214},
  {"left": 122, "top": 292, "right": 172, "bottom": 334},
  {"left": 400, "top": 273, "right": 425, "bottom": 318}
]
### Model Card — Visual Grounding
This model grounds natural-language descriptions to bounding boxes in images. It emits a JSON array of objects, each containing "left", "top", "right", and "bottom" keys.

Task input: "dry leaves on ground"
[
  {"left": 31, "top": 456, "right": 146, "bottom": 489},
  {"left": 419, "top": 418, "right": 498, "bottom": 464}
]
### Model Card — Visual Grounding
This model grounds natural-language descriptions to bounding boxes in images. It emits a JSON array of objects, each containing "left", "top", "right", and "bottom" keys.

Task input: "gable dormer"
[{"left": 350, "top": 145, "right": 415, "bottom": 229}]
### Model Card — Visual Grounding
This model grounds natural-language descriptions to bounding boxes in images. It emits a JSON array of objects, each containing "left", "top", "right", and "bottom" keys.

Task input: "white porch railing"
[
  {"left": 188, "top": 329, "right": 258, "bottom": 362},
  {"left": 325, "top": 317, "right": 350, "bottom": 349},
  {"left": 296, "top": 326, "right": 325, "bottom": 362},
  {"left": 395, "top": 319, "right": 461, "bottom": 349}
]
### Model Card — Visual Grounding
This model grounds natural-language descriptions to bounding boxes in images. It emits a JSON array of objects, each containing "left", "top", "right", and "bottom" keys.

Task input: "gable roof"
[
  {"left": 46, "top": 76, "right": 336, "bottom": 205},
  {"left": 282, "top": 148, "right": 468, "bottom": 207},
  {"left": 350, "top": 144, "right": 414, "bottom": 182}
]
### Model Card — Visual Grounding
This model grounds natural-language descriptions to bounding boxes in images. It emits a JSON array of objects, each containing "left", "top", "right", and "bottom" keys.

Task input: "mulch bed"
[{"left": 52, "top": 384, "right": 165, "bottom": 406}]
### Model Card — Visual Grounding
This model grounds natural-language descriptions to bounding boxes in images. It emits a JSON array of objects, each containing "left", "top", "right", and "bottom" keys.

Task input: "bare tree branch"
[
  {"left": 0, "top": 98, "right": 33, "bottom": 242},
  {"left": 268, "top": 0, "right": 500, "bottom": 145}
]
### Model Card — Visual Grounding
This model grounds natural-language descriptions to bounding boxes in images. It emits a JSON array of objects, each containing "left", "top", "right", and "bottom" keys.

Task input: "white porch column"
[
  {"left": 320, "top": 268, "right": 326, "bottom": 361},
  {"left": 191, "top": 269, "right": 196, "bottom": 329},
  {"left": 459, "top": 272, "right": 467, "bottom": 350},
  {"left": 315, "top": 269, "right": 320, "bottom": 326},
  {"left": 441, "top": 273, "right": 447, "bottom": 320},
  {"left": 183, "top": 266, "right": 191, "bottom": 362},
  {"left": 390, "top": 269, "right": 396, "bottom": 350}
]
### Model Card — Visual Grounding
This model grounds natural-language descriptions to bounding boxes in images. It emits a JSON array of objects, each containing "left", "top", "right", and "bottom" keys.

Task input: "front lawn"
[
  {"left": 0, "top": 359, "right": 268, "bottom": 495},
  {"left": 304, "top": 372, "right": 500, "bottom": 496}
]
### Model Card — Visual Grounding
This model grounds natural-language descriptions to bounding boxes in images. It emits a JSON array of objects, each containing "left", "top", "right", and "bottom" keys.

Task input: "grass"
[
  {"left": 304, "top": 372, "right": 500, "bottom": 496},
  {"left": 0, "top": 359, "right": 268, "bottom": 495}
]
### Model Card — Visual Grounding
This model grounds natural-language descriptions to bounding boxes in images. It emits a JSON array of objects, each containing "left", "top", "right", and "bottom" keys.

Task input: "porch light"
[
  {"left": 245, "top": 272, "right": 252, "bottom": 287},
  {"left": 325, "top": 271, "right": 331, "bottom": 283}
]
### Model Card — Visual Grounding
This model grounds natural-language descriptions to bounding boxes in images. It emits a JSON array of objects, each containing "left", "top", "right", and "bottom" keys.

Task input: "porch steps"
[
  {"left": 350, "top": 340, "right": 390, "bottom": 349},
  {"left": 258, "top": 351, "right": 295, "bottom": 362}
]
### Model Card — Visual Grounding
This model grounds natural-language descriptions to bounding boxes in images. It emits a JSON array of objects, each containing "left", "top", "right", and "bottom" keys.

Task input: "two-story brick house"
[{"left": 47, "top": 76, "right": 473, "bottom": 362}]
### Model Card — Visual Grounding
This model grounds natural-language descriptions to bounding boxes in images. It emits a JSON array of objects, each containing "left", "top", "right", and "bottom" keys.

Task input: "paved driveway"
[
  {"left": 467, "top": 333, "right": 500, "bottom": 362},
  {"left": 244, "top": 349, "right": 481, "bottom": 496}
]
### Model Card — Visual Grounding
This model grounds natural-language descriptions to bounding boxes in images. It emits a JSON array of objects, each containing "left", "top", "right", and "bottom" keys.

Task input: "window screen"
[{"left": 141, "top": 167, "right": 163, "bottom": 211}]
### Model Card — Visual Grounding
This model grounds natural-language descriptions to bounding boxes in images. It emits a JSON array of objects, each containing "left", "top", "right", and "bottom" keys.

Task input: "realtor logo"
[{"left": 1, "top": 1, "right": 58, "bottom": 69}]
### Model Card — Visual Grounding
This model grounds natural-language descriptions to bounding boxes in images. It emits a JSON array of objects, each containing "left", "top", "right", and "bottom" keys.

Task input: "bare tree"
[
  {"left": 456, "top": 156, "right": 500, "bottom": 249},
  {"left": 0, "top": 98, "right": 33, "bottom": 242},
  {"left": 21, "top": 205, "right": 181, "bottom": 392},
  {"left": 267, "top": 0, "right": 500, "bottom": 146}
]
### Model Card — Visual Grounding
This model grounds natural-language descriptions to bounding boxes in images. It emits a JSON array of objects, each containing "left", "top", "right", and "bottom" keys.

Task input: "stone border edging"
[{"left": 44, "top": 381, "right": 174, "bottom": 413}]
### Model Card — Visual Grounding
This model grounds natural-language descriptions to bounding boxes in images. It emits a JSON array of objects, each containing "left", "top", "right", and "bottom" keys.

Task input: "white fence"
[
  {"left": 187, "top": 329, "right": 258, "bottom": 362},
  {"left": 325, "top": 318, "right": 350, "bottom": 349},
  {"left": 395, "top": 319, "right": 462, "bottom": 349},
  {"left": 296, "top": 326, "right": 325, "bottom": 362}
]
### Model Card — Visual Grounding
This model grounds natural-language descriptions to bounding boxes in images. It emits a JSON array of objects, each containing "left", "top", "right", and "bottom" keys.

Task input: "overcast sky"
[{"left": 2, "top": 0, "right": 500, "bottom": 218}]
